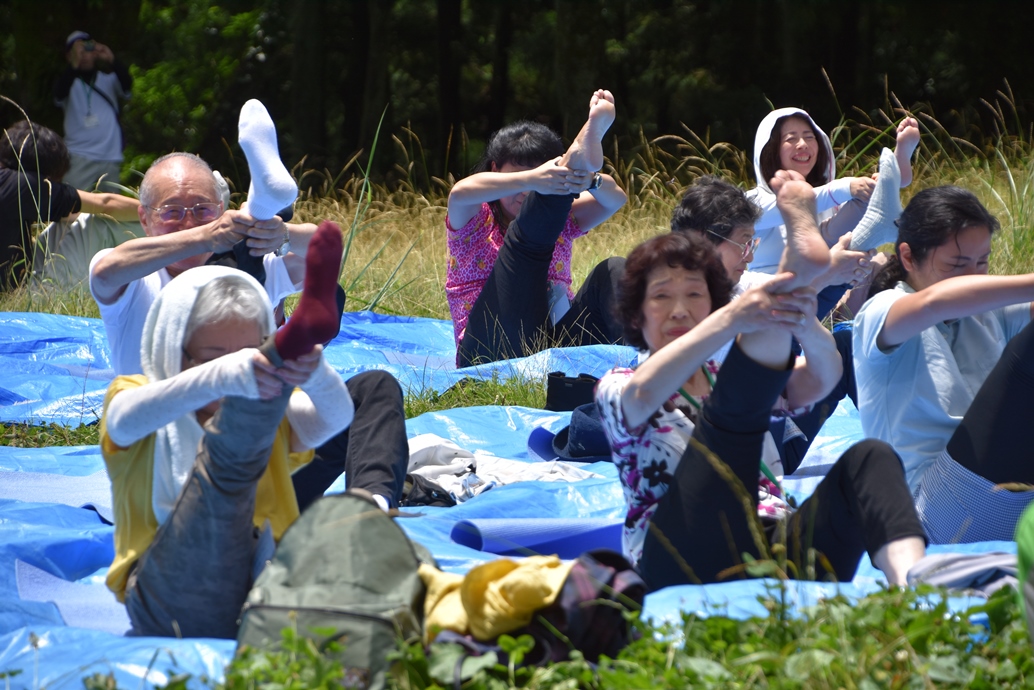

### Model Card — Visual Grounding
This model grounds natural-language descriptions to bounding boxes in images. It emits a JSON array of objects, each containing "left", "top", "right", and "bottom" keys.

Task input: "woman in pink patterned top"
[
  {"left": 596, "top": 184, "right": 925, "bottom": 591},
  {"left": 446, "top": 90, "right": 628, "bottom": 366}
]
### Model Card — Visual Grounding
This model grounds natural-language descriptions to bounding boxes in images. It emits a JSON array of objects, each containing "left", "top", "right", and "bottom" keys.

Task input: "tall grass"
[{"left": 3, "top": 97, "right": 1034, "bottom": 320}]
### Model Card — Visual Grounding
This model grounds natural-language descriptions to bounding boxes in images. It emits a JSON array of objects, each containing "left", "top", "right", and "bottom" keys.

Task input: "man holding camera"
[{"left": 53, "top": 31, "right": 132, "bottom": 192}]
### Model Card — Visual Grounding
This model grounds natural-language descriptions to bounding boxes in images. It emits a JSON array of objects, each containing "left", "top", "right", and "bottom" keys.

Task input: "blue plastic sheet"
[
  {"left": 0, "top": 311, "right": 1017, "bottom": 686},
  {"left": 0, "top": 312, "right": 637, "bottom": 425}
]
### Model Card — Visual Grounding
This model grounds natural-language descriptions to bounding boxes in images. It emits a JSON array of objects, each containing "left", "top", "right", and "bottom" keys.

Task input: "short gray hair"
[
  {"left": 183, "top": 274, "right": 273, "bottom": 347},
  {"left": 139, "top": 152, "right": 218, "bottom": 208}
]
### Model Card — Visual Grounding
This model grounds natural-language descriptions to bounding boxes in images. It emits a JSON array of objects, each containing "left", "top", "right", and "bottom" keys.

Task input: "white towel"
[{"left": 140, "top": 265, "right": 273, "bottom": 524}]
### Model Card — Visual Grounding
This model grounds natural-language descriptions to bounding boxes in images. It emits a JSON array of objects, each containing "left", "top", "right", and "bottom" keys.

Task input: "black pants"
[
  {"left": 947, "top": 317, "right": 1034, "bottom": 484},
  {"left": 640, "top": 341, "right": 925, "bottom": 591},
  {"left": 458, "top": 192, "right": 623, "bottom": 367},
  {"left": 776, "top": 327, "right": 857, "bottom": 474},
  {"left": 291, "top": 370, "right": 409, "bottom": 510}
]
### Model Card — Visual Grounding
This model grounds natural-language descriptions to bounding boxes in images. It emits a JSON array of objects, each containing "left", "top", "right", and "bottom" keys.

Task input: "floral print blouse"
[
  {"left": 445, "top": 202, "right": 586, "bottom": 347},
  {"left": 596, "top": 363, "right": 793, "bottom": 566}
]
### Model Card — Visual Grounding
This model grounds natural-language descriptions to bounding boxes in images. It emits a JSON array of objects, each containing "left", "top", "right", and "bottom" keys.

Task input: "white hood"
[
  {"left": 752, "top": 107, "right": 835, "bottom": 194},
  {"left": 142, "top": 265, "right": 274, "bottom": 524}
]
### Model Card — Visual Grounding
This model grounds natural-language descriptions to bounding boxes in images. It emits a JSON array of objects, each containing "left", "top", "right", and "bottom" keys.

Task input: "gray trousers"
[{"left": 124, "top": 384, "right": 292, "bottom": 639}]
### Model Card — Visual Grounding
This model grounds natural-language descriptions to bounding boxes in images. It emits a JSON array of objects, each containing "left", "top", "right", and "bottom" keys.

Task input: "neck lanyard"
[
  {"left": 676, "top": 366, "right": 714, "bottom": 411},
  {"left": 677, "top": 366, "right": 784, "bottom": 495},
  {"left": 80, "top": 79, "right": 94, "bottom": 115}
]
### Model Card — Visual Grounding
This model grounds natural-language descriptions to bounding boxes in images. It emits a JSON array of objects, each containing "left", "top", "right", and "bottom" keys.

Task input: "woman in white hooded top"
[{"left": 746, "top": 108, "right": 920, "bottom": 288}]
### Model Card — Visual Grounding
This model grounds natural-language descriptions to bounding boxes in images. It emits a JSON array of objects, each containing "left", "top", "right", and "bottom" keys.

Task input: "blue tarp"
[{"left": 0, "top": 312, "right": 1015, "bottom": 688}]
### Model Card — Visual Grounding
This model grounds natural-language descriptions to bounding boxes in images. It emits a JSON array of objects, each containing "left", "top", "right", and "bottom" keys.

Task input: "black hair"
[
  {"left": 869, "top": 185, "right": 1000, "bottom": 297},
  {"left": 616, "top": 232, "right": 734, "bottom": 351},
  {"left": 0, "top": 121, "right": 70, "bottom": 181},
  {"left": 758, "top": 114, "right": 829, "bottom": 188},
  {"left": 473, "top": 121, "right": 564, "bottom": 223},
  {"left": 670, "top": 175, "right": 761, "bottom": 243}
]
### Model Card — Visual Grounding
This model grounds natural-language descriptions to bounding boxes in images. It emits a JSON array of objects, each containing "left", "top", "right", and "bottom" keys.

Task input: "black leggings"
[
  {"left": 640, "top": 341, "right": 925, "bottom": 591},
  {"left": 290, "top": 370, "right": 409, "bottom": 510},
  {"left": 947, "top": 316, "right": 1034, "bottom": 484},
  {"left": 457, "top": 192, "right": 623, "bottom": 367},
  {"left": 777, "top": 327, "right": 857, "bottom": 474}
]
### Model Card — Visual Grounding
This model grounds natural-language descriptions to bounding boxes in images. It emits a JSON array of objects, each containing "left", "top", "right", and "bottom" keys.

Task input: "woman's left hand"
[
  {"left": 563, "top": 169, "right": 595, "bottom": 194},
  {"left": 273, "top": 345, "right": 323, "bottom": 387},
  {"left": 849, "top": 176, "right": 876, "bottom": 201}
]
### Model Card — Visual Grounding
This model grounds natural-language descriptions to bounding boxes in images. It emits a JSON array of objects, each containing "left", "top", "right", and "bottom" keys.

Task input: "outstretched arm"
[
  {"left": 89, "top": 209, "right": 261, "bottom": 304},
  {"left": 879, "top": 273, "right": 1034, "bottom": 349},
  {"left": 571, "top": 173, "right": 627, "bottom": 231},
  {"left": 283, "top": 351, "right": 354, "bottom": 452},
  {"left": 104, "top": 349, "right": 261, "bottom": 447},
  {"left": 784, "top": 314, "right": 842, "bottom": 409},
  {"left": 620, "top": 280, "right": 809, "bottom": 429},
  {"left": 76, "top": 191, "right": 140, "bottom": 221},
  {"left": 446, "top": 158, "right": 581, "bottom": 228}
]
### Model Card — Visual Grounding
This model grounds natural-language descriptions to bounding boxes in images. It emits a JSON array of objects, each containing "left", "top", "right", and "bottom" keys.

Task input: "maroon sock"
[{"left": 274, "top": 221, "right": 343, "bottom": 361}]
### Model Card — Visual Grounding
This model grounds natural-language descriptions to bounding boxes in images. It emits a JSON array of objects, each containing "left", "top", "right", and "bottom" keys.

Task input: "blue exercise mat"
[
  {"left": 15, "top": 560, "right": 129, "bottom": 635},
  {"left": 450, "top": 518, "right": 623, "bottom": 558}
]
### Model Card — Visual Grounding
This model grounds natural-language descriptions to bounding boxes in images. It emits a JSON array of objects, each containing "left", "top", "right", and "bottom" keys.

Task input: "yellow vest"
[{"left": 100, "top": 375, "right": 315, "bottom": 601}]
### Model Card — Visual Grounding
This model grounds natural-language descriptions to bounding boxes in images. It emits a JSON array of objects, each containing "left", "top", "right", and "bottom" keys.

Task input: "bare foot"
[
  {"left": 894, "top": 116, "right": 920, "bottom": 188},
  {"left": 771, "top": 170, "right": 830, "bottom": 290},
  {"left": 560, "top": 89, "right": 615, "bottom": 172}
]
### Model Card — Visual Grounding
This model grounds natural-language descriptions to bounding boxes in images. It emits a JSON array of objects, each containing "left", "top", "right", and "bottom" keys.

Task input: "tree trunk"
[
  {"left": 359, "top": 0, "right": 394, "bottom": 168},
  {"left": 437, "top": 0, "right": 462, "bottom": 179},
  {"left": 291, "top": 0, "right": 328, "bottom": 187}
]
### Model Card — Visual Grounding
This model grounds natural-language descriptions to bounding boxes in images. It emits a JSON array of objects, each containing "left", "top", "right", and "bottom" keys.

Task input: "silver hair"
[
  {"left": 183, "top": 274, "right": 273, "bottom": 347},
  {"left": 139, "top": 152, "right": 218, "bottom": 208}
]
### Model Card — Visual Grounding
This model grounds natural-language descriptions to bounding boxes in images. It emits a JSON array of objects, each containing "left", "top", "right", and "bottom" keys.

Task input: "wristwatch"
[
  {"left": 588, "top": 172, "right": 603, "bottom": 191},
  {"left": 276, "top": 229, "right": 291, "bottom": 257}
]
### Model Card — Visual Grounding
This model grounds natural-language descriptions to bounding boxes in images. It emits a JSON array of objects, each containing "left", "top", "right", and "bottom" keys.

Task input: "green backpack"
[{"left": 237, "top": 491, "right": 435, "bottom": 690}]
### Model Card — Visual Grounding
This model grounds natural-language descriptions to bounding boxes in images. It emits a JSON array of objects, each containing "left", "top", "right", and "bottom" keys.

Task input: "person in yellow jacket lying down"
[{"left": 100, "top": 222, "right": 350, "bottom": 638}]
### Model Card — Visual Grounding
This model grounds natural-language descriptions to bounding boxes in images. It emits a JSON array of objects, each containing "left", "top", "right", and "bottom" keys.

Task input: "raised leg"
[
  {"left": 552, "top": 256, "right": 626, "bottom": 346},
  {"left": 640, "top": 341, "right": 795, "bottom": 589},
  {"left": 946, "top": 317, "right": 1034, "bottom": 483},
  {"left": 238, "top": 99, "right": 299, "bottom": 221},
  {"left": 458, "top": 191, "right": 574, "bottom": 366},
  {"left": 124, "top": 387, "right": 293, "bottom": 638}
]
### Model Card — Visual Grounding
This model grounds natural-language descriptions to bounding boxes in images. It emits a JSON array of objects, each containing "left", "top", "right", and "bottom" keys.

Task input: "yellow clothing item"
[
  {"left": 420, "top": 555, "right": 576, "bottom": 642},
  {"left": 100, "top": 375, "right": 314, "bottom": 602}
]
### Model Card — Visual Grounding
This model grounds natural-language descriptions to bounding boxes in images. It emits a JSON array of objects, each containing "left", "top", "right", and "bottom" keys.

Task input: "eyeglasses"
[
  {"left": 146, "top": 202, "right": 222, "bottom": 224},
  {"left": 705, "top": 228, "right": 760, "bottom": 260}
]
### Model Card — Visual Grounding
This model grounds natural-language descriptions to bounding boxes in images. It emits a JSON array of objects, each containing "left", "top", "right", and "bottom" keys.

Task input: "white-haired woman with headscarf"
[{"left": 100, "top": 223, "right": 349, "bottom": 638}]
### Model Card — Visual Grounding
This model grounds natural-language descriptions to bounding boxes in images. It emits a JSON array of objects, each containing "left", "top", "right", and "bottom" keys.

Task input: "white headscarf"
[
  {"left": 751, "top": 107, "right": 836, "bottom": 195},
  {"left": 141, "top": 265, "right": 274, "bottom": 524}
]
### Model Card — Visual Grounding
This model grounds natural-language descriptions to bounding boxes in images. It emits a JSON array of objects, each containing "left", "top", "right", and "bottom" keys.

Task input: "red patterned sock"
[{"left": 274, "top": 221, "right": 342, "bottom": 360}]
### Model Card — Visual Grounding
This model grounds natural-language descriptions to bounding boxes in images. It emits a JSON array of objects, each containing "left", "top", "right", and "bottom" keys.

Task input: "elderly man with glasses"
[{"left": 90, "top": 151, "right": 408, "bottom": 515}]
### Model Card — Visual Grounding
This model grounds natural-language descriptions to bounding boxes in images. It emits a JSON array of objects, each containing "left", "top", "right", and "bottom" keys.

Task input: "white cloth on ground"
[{"left": 406, "top": 433, "right": 602, "bottom": 503}]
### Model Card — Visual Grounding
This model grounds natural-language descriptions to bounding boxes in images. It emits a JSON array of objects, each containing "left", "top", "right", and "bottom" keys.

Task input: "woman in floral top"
[
  {"left": 597, "top": 179, "right": 925, "bottom": 591},
  {"left": 446, "top": 90, "right": 628, "bottom": 366}
]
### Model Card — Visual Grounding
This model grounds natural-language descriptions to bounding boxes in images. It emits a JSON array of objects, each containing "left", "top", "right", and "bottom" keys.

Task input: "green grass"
[{"left": 5, "top": 103, "right": 1034, "bottom": 687}]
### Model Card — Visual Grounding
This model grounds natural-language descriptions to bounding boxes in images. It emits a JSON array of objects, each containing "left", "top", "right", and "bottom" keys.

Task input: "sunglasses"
[{"left": 705, "top": 228, "right": 760, "bottom": 260}]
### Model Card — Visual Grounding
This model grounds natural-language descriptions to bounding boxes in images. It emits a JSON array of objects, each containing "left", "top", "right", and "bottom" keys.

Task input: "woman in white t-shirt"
[
  {"left": 854, "top": 186, "right": 1034, "bottom": 544},
  {"left": 596, "top": 202, "right": 925, "bottom": 590}
]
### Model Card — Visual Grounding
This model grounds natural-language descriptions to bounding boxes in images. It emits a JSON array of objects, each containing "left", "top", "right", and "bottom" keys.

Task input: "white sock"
[
  {"left": 238, "top": 99, "right": 298, "bottom": 220},
  {"left": 849, "top": 148, "right": 904, "bottom": 251}
]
